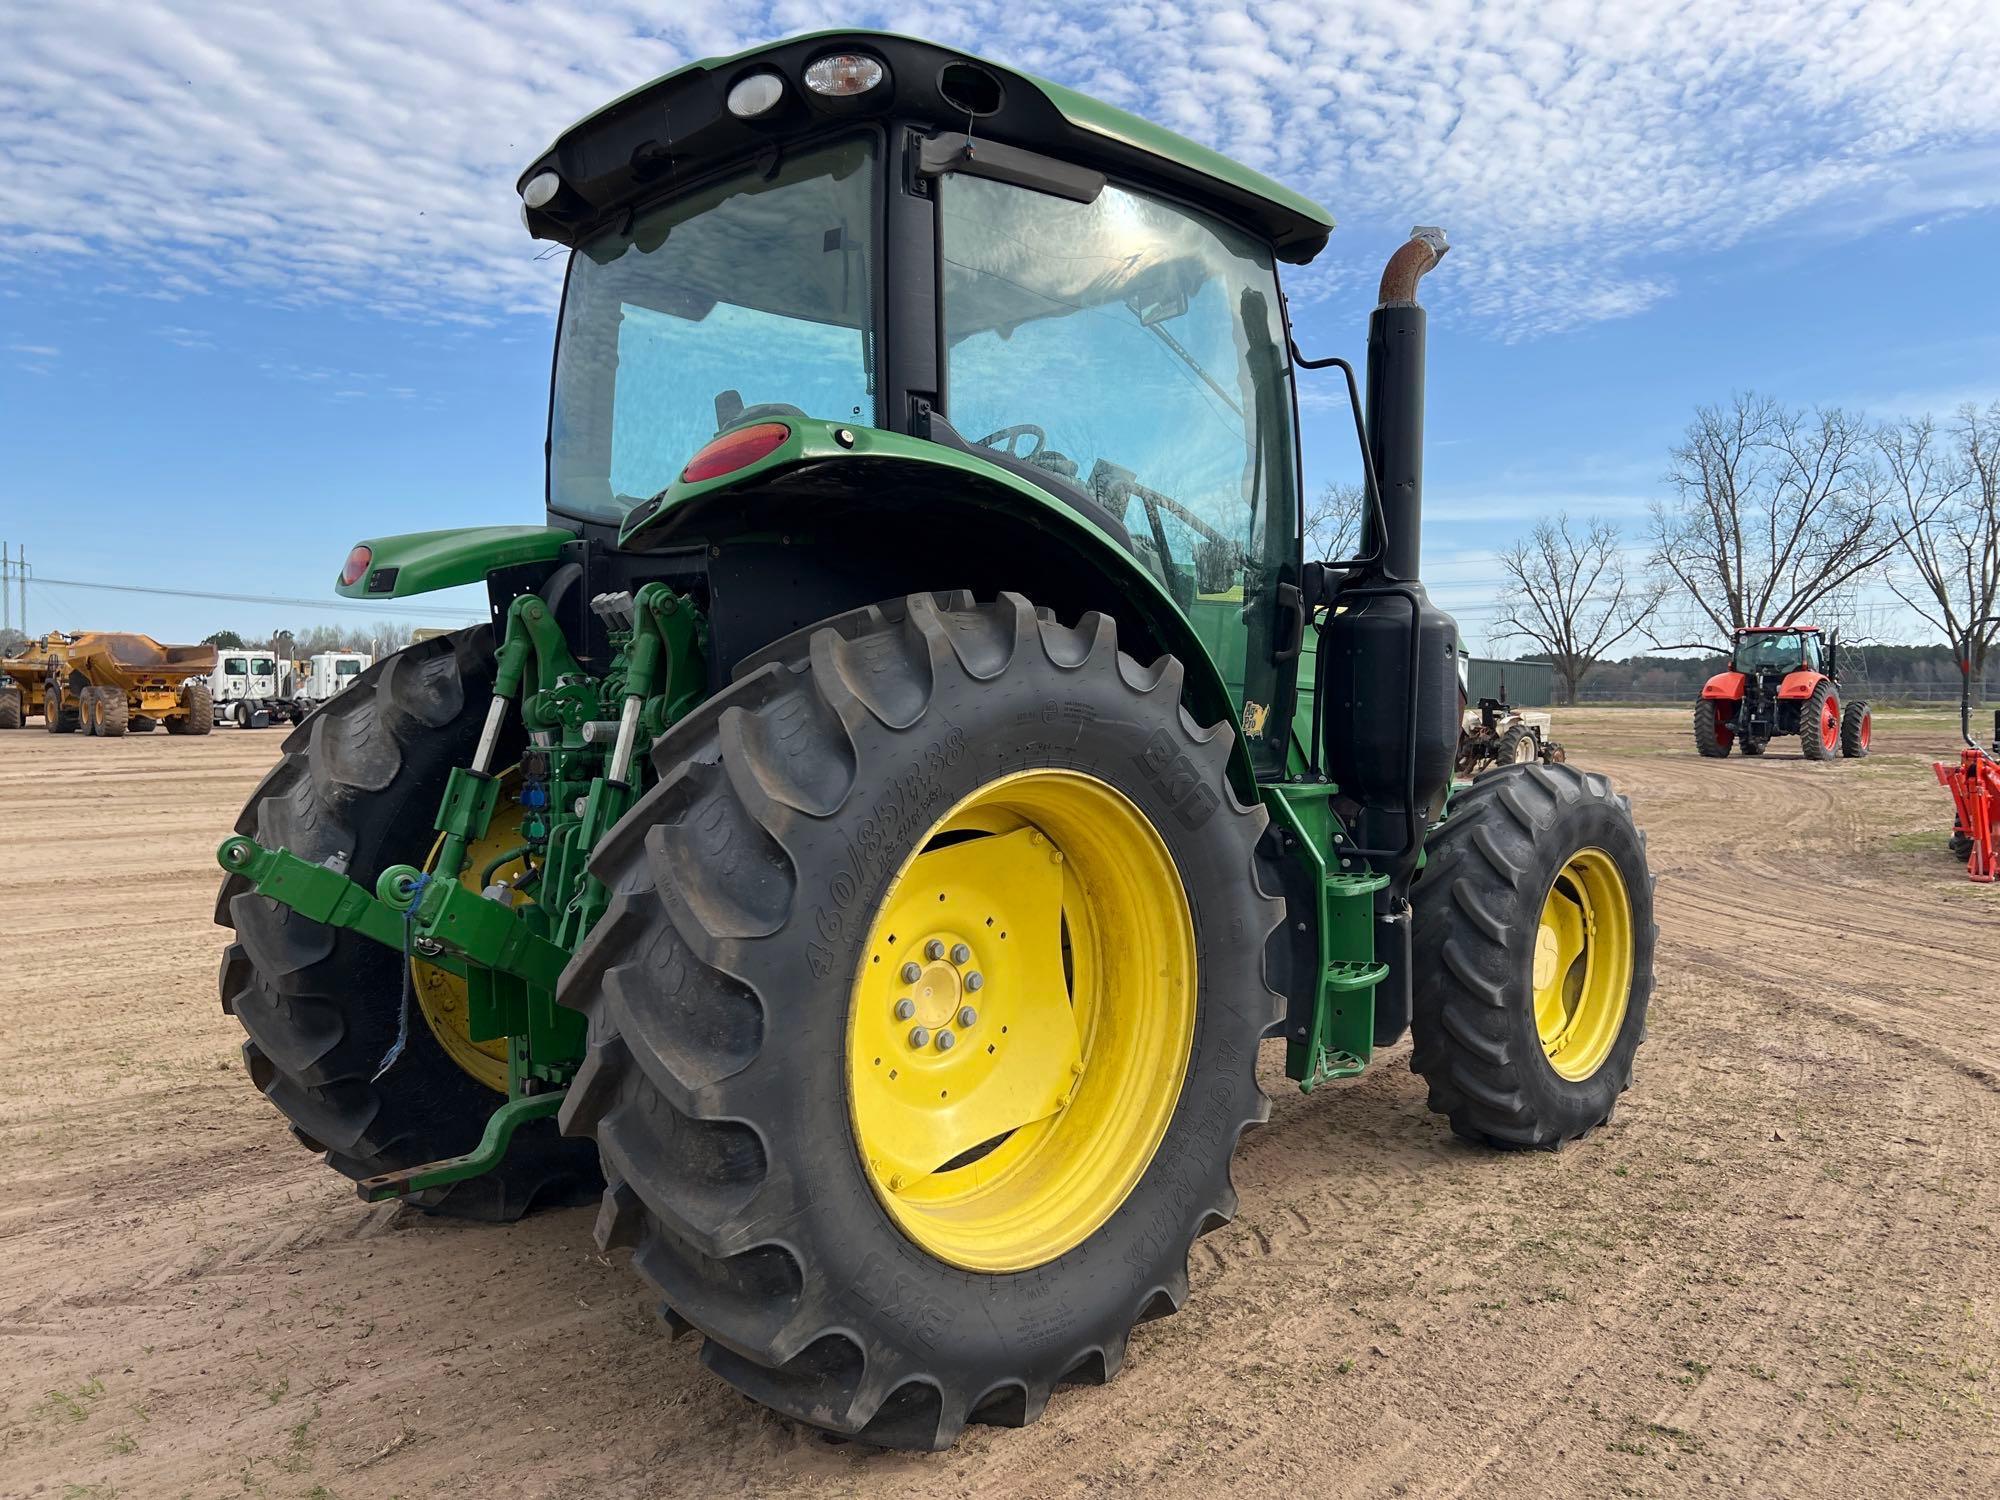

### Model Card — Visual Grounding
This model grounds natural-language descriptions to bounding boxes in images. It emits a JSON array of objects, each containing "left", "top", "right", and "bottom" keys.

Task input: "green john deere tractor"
[{"left": 215, "top": 31, "right": 1656, "bottom": 1449}]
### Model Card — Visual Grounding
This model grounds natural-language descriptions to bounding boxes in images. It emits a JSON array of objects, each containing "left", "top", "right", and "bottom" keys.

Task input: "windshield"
[
  {"left": 941, "top": 174, "right": 1300, "bottom": 767},
  {"left": 1734, "top": 632, "right": 1815, "bottom": 672},
  {"left": 336, "top": 660, "right": 360, "bottom": 675},
  {"left": 549, "top": 136, "right": 878, "bottom": 523}
]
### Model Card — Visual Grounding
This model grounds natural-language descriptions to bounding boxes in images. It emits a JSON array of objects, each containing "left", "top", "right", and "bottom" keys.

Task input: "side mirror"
[{"left": 1299, "top": 559, "right": 1332, "bottom": 611}]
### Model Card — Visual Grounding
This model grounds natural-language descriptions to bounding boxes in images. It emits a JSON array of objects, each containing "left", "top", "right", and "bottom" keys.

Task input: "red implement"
[{"left": 1937, "top": 748, "right": 2000, "bottom": 883}]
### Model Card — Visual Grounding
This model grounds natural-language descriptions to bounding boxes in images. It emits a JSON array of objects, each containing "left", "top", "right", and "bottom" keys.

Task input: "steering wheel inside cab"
[
  {"left": 715, "top": 389, "right": 808, "bottom": 431},
  {"left": 975, "top": 423, "right": 1047, "bottom": 460}
]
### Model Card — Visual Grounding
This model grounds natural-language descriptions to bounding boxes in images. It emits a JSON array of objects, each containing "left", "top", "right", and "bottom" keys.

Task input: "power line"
[{"left": 32, "top": 574, "right": 482, "bottom": 620}]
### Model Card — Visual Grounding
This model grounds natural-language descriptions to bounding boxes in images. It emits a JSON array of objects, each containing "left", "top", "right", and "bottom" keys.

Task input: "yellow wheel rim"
[
  {"left": 409, "top": 773, "right": 532, "bottom": 1094},
  {"left": 846, "top": 769, "right": 1196, "bottom": 1274},
  {"left": 1531, "top": 847, "right": 1634, "bottom": 1081}
]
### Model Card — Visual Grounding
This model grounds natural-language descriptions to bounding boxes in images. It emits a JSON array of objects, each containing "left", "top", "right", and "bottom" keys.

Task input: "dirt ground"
[{"left": 2, "top": 708, "right": 1995, "bottom": 1499}]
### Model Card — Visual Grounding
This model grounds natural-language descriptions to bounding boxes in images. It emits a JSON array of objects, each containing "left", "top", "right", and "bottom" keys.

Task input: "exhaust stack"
[
  {"left": 1315, "top": 226, "right": 1460, "bottom": 1044},
  {"left": 1363, "top": 227, "right": 1448, "bottom": 582}
]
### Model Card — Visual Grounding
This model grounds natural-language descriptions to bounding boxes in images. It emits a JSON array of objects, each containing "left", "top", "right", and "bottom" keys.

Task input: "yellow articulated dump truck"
[{"left": 0, "top": 632, "right": 216, "bottom": 736}]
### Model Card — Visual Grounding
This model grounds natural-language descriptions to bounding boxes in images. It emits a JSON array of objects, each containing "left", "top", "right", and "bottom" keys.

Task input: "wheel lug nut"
[
  {"left": 958, "top": 1006, "right": 977, "bottom": 1027},
  {"left": 894, "top": 998, "right": 915, "bottom": 1020},
  {"left": 909, "top": 1026, "right": 930, "bottom": 1048},
  {"left": 950, "top": 943, "right": 970, "bottom": 965},
  {"left": 925, "top": 939, "right": 945, "bottom": 961},
  {"left": 965, "top": 971, "right": 983, "bottom": 991},
  {"left": 900, "top": 962, "right": 922, "bottom": 983},
  {"left": 936, "top": 1030, "right": 956, "bottom": 1051}
]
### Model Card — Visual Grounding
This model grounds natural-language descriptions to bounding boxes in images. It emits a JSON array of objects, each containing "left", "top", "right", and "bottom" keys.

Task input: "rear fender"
[
  {"left": 333, "top": 526, "right": 576, "bottom": 601},
  {"left": 619, "top": 420, "right": 1258, "bottom": 797},
  {"left": 1700, "top": 670, "right": 1747, "bottom": 701},
  {"left": 1778, "top": 669, "right": 1827, "bottom": 701}
]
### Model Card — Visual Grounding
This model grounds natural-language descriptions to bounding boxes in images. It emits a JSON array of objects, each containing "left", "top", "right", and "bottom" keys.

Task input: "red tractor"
[{"left": 1694, "top": 625, "right": 1870, "bottom": 761}]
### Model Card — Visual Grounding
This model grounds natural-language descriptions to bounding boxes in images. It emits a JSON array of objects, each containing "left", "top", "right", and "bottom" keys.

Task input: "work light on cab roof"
[
  {"left": 803, "top": 50, "right": 885, "bottom": 96},
  {"left": 223, "top": 26, "right": 1659, "bottom": 1456},
  {"left": 519, "top": 170, "right": 560, "bottom": 209},
  {"left": 725, "top": 70, "right": 785, "bottom": 118}
]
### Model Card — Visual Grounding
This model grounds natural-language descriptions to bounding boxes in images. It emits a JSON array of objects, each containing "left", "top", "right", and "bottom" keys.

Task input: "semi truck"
[{"left": 208, "top": 648, "right": 372, "bottom": 726}]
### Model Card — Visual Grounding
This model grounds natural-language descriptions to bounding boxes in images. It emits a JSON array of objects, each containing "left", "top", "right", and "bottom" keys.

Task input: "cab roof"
[{"left": 519, "top": 30, "right": 1335, "bottom": 265}]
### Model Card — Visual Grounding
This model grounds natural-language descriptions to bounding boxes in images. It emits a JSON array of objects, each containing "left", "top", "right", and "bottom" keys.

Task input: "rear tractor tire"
[
  {"left": 1409, "top": 762, "right": 1656, "bottom": 1149},
  {"left": 0, "top": 685, "right": 21, "bottom": 729},
  {"left": 167, "top": 681, "right": 213, "bottom": 735},
  {"left": 1841, "top": 699, "right": 1871, "bottom": 758},
  {"left": 130, "top": 715, "right": 157, "bottom": 734},
  {"left": 216, "top": 628, "right": 600, "bottom": 1220},
  {"left": 1693, "top": 698, "right": 1732, "bottom": 757},
  {"left": 1800, "top": 681, "right": 1839, "bottom": 761},
  {"left": 560, "top": 591, "right": 1282, "bottom": 1449}
]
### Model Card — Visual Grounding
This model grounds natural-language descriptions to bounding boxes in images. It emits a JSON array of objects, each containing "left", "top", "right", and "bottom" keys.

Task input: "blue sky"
[{"left": 4, "top": 0, "right": 1997, "bottom": 651}]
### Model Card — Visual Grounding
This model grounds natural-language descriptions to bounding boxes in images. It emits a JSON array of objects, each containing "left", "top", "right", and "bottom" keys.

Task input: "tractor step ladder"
[{"left": 1295, "top": 869, "right": 1390, "bottom": 1090}]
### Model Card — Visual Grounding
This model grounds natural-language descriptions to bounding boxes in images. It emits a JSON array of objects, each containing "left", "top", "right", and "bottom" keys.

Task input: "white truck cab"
[
  {"left": 208, "top": 650, "right": 307, "bottom": 727},
  {"left": 304, "top": 652, "right": 370, "bottom": 701},
  {"left": 210, "top": 651, "right": 284, "bottom": 706}
]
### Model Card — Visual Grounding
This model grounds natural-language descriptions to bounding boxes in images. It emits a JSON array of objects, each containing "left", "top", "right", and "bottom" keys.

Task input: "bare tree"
[
  {"left": 1883, "top": 402, "right": 2000, "bottom": 672},
  {"left": 244, "top": 620, "right": 423, "bottom": 657},
  {"left": 1648, "top": 393, "right": 1895, "bottom": 645},
  {"left": 1494, "top": 514, "right": 1665, "bottom": 704},
  {"left": 1304, "top": 479, "right": 1365, "bottom": 563},
  {"left": 370, "top": 619, "right": 416, "bottom": 654}
]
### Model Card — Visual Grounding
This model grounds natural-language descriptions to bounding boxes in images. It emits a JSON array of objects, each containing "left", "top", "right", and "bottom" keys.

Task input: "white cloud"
[
  {"left": 3, "top": 1, "right": 1997, "bottom": 339},
  {"left": 152, "top": 324, "right": 213, "bottom": 348}
]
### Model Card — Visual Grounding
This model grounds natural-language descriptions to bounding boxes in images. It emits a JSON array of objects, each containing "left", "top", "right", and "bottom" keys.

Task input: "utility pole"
[{"left": 0, "top": 542, "right": 26, "bottom": 636}]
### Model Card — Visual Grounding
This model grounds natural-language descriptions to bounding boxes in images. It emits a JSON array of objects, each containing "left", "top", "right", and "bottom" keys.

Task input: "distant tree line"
[
  {"left": 203, "top": 621, "right": 417, "bottom": 656},
  {"left": 1484, "top": 395, "right": 2000, "bottom": 703}
]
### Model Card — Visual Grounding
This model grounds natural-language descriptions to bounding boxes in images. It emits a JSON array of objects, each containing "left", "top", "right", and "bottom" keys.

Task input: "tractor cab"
[
  {"left": 1732, "top": 627, "right": 1823, "bottom": 675},
  {"left": 527, "top": 34, "right": 1335, "bottom": 783}
]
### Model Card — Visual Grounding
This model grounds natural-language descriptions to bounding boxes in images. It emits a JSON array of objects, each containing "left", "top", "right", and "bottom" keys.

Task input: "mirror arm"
[{"left": 1288, "top": 343, "right": 1388, "bottom": 580}]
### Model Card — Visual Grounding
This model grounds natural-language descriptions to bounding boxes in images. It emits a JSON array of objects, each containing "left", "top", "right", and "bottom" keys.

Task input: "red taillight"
[
  {"left": 339, "top": 545, "right": 372, "bottom": 587},
  {"left": 680, "top": 422, "right": 791, "bottom": 484}
]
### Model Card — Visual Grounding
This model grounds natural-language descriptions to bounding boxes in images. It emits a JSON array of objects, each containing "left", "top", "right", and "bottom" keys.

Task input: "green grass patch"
[{"left": 39, "top": 1378, "right": 107, "bottom": 1424}]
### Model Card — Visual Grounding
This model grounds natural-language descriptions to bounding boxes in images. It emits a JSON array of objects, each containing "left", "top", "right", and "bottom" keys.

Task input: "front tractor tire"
[
  {"left": 1693, "top": 698, "right": 1732, "bottom": 758},
  {"left": 215, "top": 628, "right": 600, "bottom": 1220},
  {"left": 1409, "top": 763, "right": 1656, "bottom": 1149},
  {"left": 1495, "top": 722, "right": 1537, "bottom": 768},
  {"left": 559, "top": 592, "right": 1282, "bottom": 1449}
]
